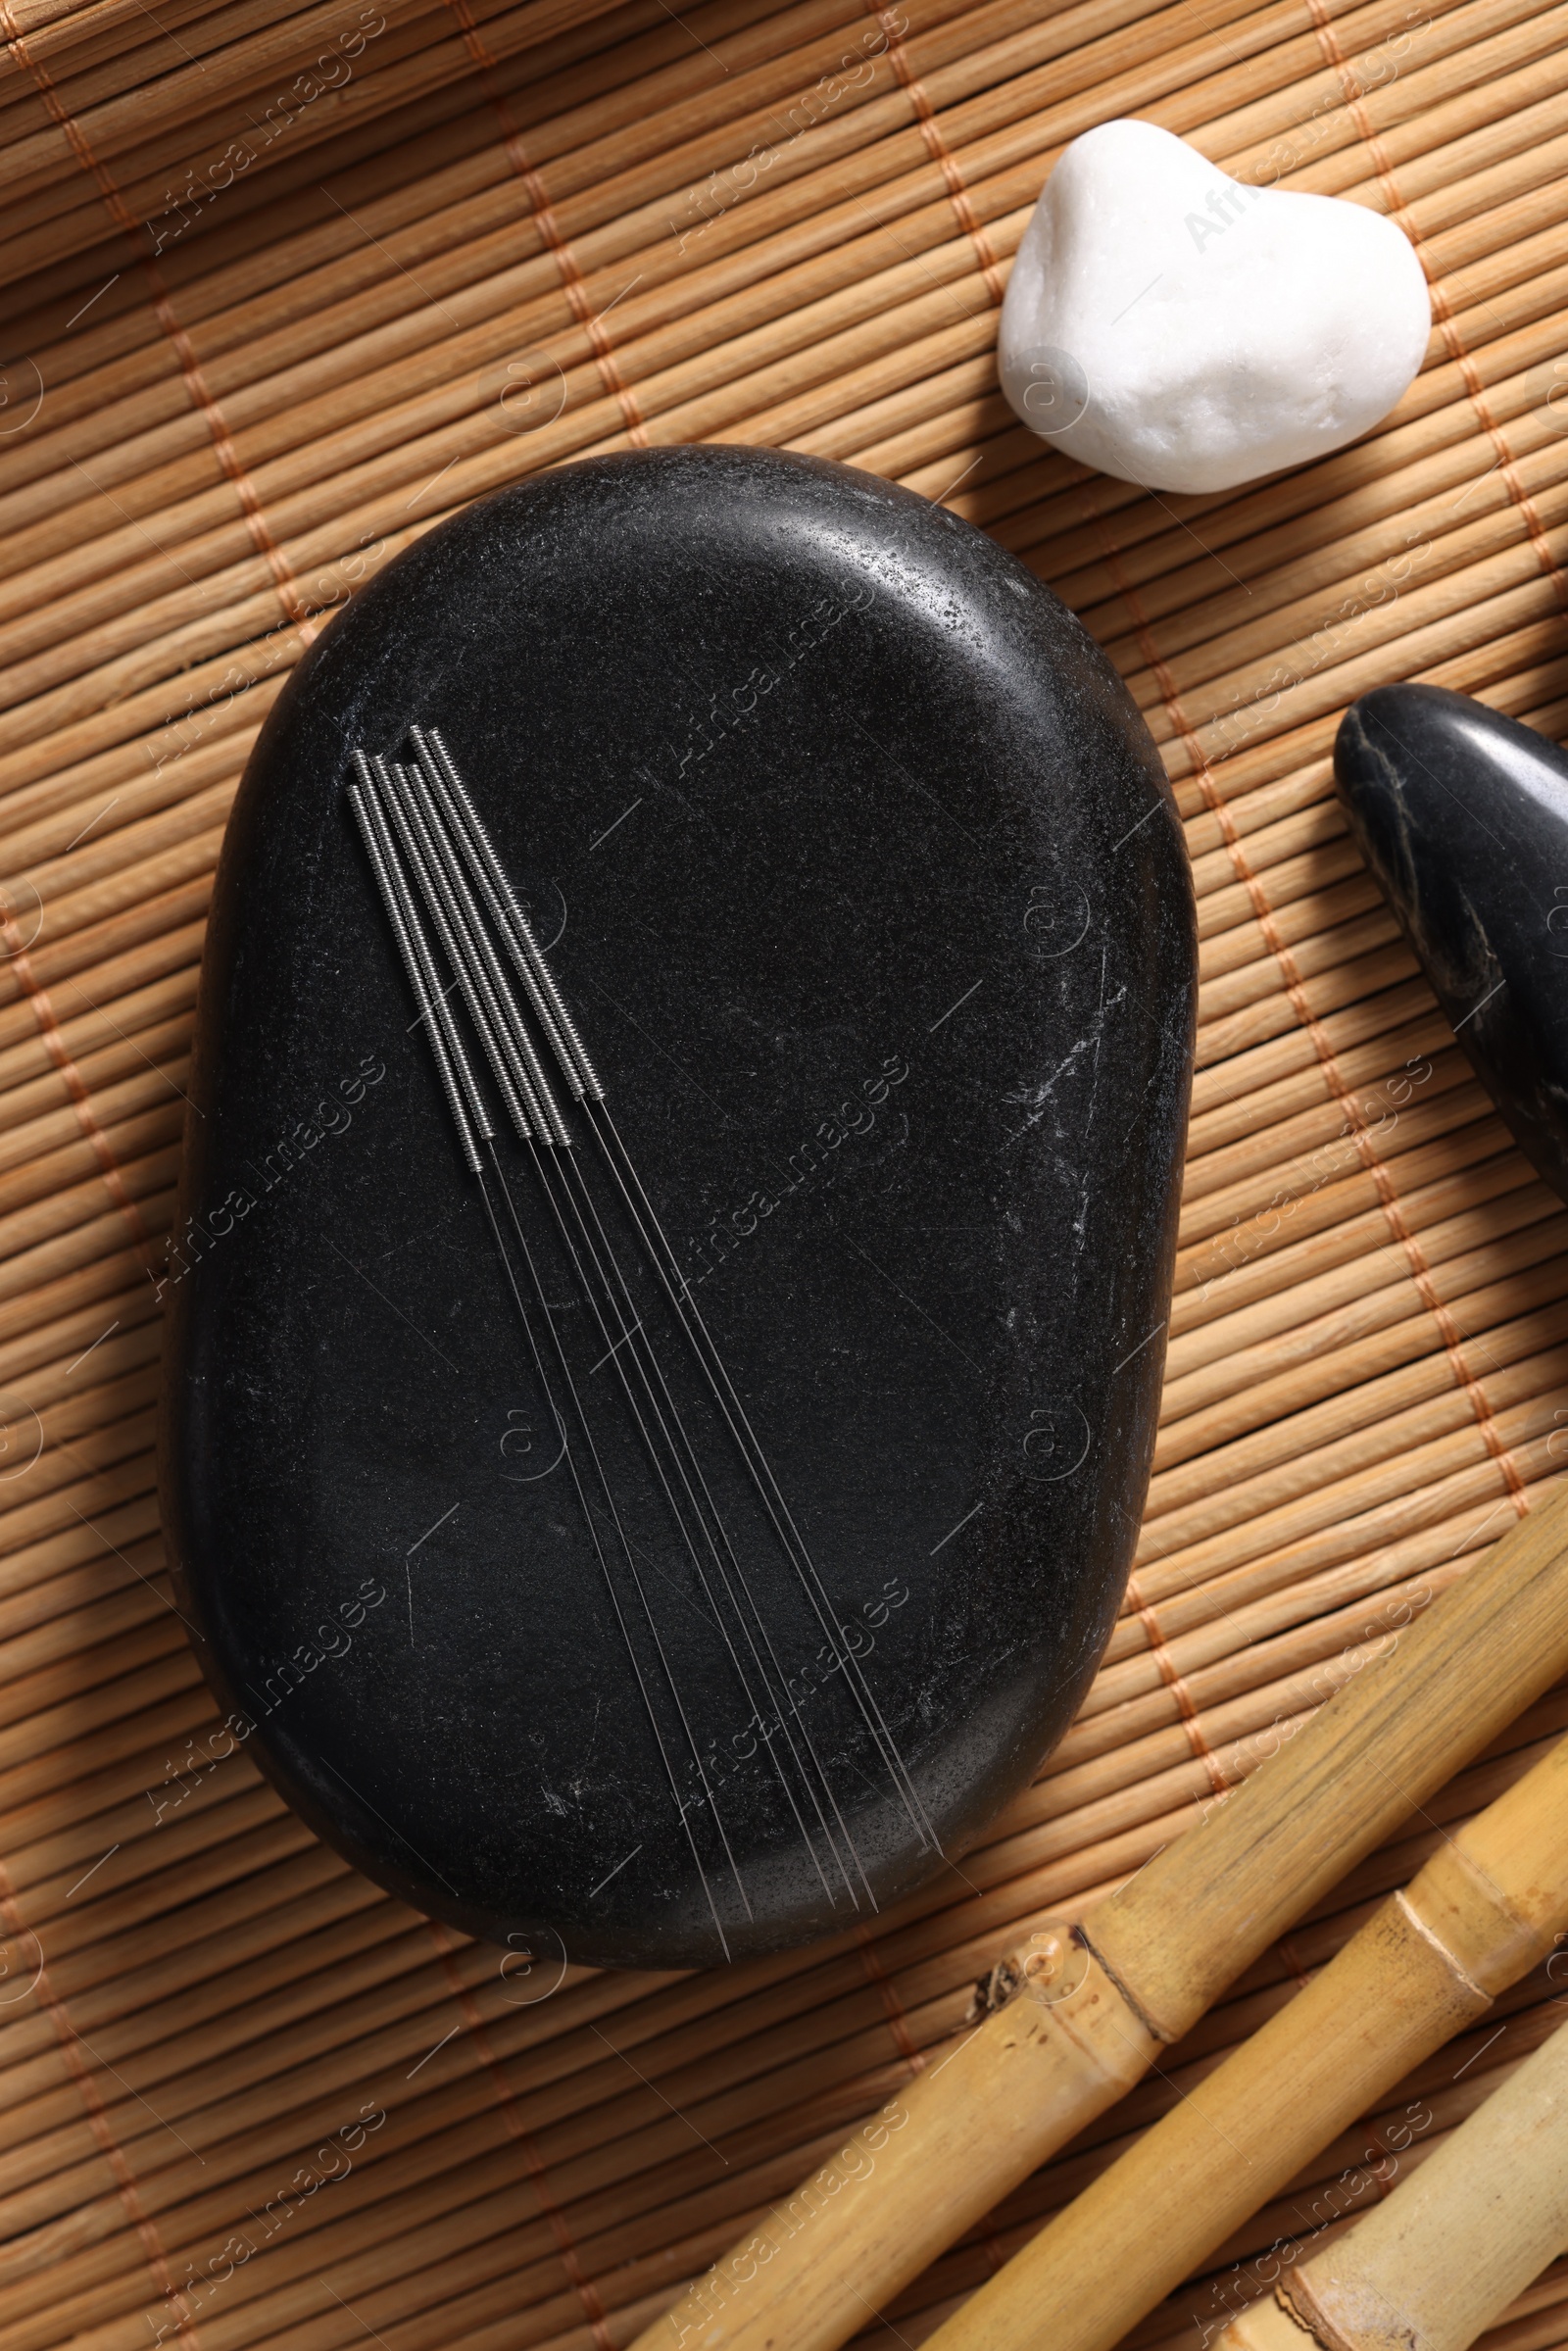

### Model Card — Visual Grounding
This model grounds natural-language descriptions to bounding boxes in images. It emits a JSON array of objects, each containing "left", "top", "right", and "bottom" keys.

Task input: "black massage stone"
[
  {"left": 1336, "top": 684, "right": 1568, "bottom": 1204},
  {"left": 161, "top": 446, "right": 1196, "bottom": 1971}
]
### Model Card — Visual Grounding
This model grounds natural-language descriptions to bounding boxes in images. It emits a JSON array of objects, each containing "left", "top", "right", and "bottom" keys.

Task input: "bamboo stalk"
[
  {"left": 881, "top": 1994, "right": 1564, "bottom": 2351},
  {"left": 1218, "top": 2014, "right": 1568, "bottom": 2351},
  {"left": 632, "top": 1485, "right": 1568, "bottom": 2351},
  {"left": 0, "top": 1834, "right": 1457, "bottom": 2351},
  {"left": 9, "top": 1683, "right": 1542, "bottom": 2210},
  {"left": 916, "top": 1729, "right": 1568, "bottom": 2351},
  {"left": 0, "top": 1748, "right": 1542, "bottom": 2351}
]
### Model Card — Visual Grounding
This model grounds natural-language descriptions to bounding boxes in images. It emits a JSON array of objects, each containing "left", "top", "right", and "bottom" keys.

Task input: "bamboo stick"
[
  {"left": 1188, "top": 979, "right": 1434, "bottom": 1124},
  {"left": 0, "top": 1660, "right": 1544, "bottom": 2230},
  {"left": 1218, "top": 2014, "right": 1568, "bottom": 2351},
  {"left": 879, "top": 1998, "right": 1563, "bottom": 2351},
  {"left": 1120, "top": 480, "right": 1568, "bottom": 728},
  {"left": 918, "top": 1734, "right": 1568, "bottom": 2351},
  {"left": 1162, "top": 1175, "right": 1551, "bottom": 1384},
  {"left": 0, "top": 0, "right": 1300, "bottom": 284},
  {"left": 1178, "top": 1041, "right": 1469, "bottom": 1203},
  {"left": 1185, "top": 1005, "right": 1451, "bottom": 1160},
  {"left": 1196, "top": 904, "right": 1403, "bottom": 1028},
  {"left": 1213, "top": 0, "right": 1568, "bottom": 194},
  {"left": 1142, "top": 1297, "right": 1568, "bottom": 1567},
  {"left": 1095, "top": 414, "right": 1568, "bottom": 684},
  {"left": 1147, "top": 1241, "right": 1560, "bottom": 1476},
  {"left": 1157, "top": 1214, "right": 1568, "bottom": 1440},
  {"left": 0, "top": 262, "right": 1551, "bottom": 785},
  {"left": 1174, "top": 1080, "right": 1494, "bottom": 1256},
  {"left": 0, "top": 0, "right": 323, "bottom": 80},
  {"left": 632, "top": 1485, "right": 1568, "bottom": 2351},
  {"left": 1169, "top": 1133, "right": 1524, "bottom": 1335},
  {"left": 0, "top": 0, "right": 914, "bottom": 277},
  {"left": 0, "top": 1824, "right": 1447, "bottom": 2351},
  {"left": 0, "top": 0, "right": 1513, "bottom": 582},
  {"left": 0, "top": 0, "right": 638, "bottom": 220},
  {"left": 0, "top": 1748, "right": 1542, "bottom": 2351},
  {"left": 1122, "top": 1460, "right": 1568, "bottom": 1696}
]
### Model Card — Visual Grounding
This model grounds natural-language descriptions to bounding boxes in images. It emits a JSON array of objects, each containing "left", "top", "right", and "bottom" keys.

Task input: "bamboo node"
[
  {"left": 1280, "top": 2263, "right": 1400, "bottom": 2351},
  {"left": 972, "top": 1921, "right": 1091, "bottom": 2020},
  {"left": 1077, "top": 1922, "right": 1178, "bottom": 2045}
]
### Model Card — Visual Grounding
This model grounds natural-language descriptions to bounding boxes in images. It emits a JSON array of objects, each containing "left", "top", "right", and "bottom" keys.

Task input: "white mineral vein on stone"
[{"left": 998, "top": 119, "right": 1432, "bottom": 495}]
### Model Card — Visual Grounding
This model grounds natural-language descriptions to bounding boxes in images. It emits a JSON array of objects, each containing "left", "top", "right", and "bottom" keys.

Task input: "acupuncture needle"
[
  {"left": 361, "top": 762, "right": 738, "bottom": 1952},
  {"left": 413, "top": 730, "right": 931, "bottom": 1846},
  {"left": 368, "top": 756, "right": 752, "bottom": 1915},
  {"left": 391, "top": 759, "right": 851, "bottom": 1912},
  {"left": 409, "top": 742, "right": 868, "bottom": 1903},
  {"left": 377, "top": 758, "right": 850, "bottom": 1922},
  {"left": 590, "top": 1096, "right": 940, "bottom": 1857},
  {"left": 407, "top": 735, "right": 864, "bottom": 1899},
  {"left": 351, "top": 761, "right": 737, "bottom": 1956},
  {"left": 414, "top": 733, "right": 914, "bottom": 1860}
]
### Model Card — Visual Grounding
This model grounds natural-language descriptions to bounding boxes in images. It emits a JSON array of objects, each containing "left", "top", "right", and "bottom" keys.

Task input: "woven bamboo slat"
[{"left": 1, "top": 0, "right": 1565, "bottom": 2345}]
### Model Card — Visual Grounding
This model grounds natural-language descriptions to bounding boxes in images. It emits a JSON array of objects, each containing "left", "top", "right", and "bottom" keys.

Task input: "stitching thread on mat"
[
  {"left": 1301, "top": 0, "right": 1566, "bottom": 612},
  {"left": 442, "top": 0, "right": 649, "bottom": 449},
  {"left": 0, "top": 1860, "right": 199, "bottom": 2342},
  {"left": 1086, "top": 489, "right": 1530, "bottom": 1519},
  {"left": 1123, "top": 1580, "right": 1233, "bottom": 1797},
  {"left": 866, "top": 1, "right": 1004, "bottom": 306},
  {"left": 0, "top": 19, "right": 318, "bottom": 639},
  {"left": 0, "top": 2, "right": 142, "bottom": 234},
  {"left": 853, "top": 1923, "right": 926, "bottom": 2075},
  {"left": 0, "top": 907, "right": 156, "bottom": 1270},
  {"left": 150, "top": 298, "right": 319, "bottom": 638},
  {"left": 425, "top": 1922, "right": 614, "bottom": 2351}
]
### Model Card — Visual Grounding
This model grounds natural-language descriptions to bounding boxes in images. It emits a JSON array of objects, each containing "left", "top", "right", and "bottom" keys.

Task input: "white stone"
[{"left": 998, "top": 120, "right": 1431, "bottom": 495}]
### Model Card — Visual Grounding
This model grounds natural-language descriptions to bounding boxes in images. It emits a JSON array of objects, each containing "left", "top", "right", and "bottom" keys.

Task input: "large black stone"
[
  {"left": 161, "top": 446, "right": 1196, "bottom": 1971},
  {"left": 1336, "top": 684, "right": 1568, "bottom": 1203}
]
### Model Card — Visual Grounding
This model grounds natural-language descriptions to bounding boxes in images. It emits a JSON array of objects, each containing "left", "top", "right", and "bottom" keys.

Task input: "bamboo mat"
[{"left": 0, "top": 0, "right": 1565, "bottom": 2341}]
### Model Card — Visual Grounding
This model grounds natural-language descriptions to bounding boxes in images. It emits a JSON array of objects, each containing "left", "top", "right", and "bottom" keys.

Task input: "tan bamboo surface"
[
  {"left": 645, "top": 1492, "right": 1568, "bottom": 2351},
  {"left": 911, "top": 1722, "right": 1568, "bottom": 2351},
  {"left": 1215, "top": 2007, "right": 1568, "bottom": 2351},
  {"left": 1, "top": 0, "right": 1567, "bottom": 2347}
]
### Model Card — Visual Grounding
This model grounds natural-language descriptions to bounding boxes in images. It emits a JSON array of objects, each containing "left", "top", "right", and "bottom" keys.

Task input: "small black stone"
[
  {"left": 160, "top": 446, "right": 1196, "bottom": 1971},
  {"left": 1335, "top": 684, "right": 1568, "bottom": 1203}
]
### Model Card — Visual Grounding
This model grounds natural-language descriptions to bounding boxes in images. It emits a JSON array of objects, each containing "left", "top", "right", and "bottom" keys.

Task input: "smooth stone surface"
[
  {"left": 999, "top": 120, "right": 1431, "bottom": 495},
  {"left": 1336, "top": 684, "right": 1568, "bottom": 1202},
  {"left": 162, "top": 445, "right": 1197, "bottom": 1972}
]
